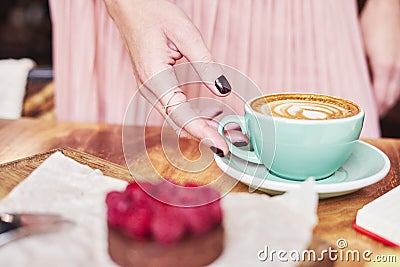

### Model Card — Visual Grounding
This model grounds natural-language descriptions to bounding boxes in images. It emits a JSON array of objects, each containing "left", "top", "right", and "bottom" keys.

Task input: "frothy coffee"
[{"left": 250, "top": 94, "right": 361, "bottom": 120}]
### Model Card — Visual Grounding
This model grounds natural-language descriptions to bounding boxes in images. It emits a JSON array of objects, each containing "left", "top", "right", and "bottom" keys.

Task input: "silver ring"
[{"left": 162, "top": 91, "right": 187, "bottom": 114}]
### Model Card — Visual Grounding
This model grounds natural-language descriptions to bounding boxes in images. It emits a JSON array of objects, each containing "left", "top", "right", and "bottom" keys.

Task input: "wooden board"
[
  {"left": 0, "top": 147, "right": 132, "bottom": 199},
  {"left": 0, "top": 148, "right": 335, "bottom": 266}
]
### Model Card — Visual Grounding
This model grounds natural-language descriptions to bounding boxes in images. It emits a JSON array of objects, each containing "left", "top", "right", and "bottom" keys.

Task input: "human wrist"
[{"left": 103, "top": 0, "right": 147, "bottom": 18}]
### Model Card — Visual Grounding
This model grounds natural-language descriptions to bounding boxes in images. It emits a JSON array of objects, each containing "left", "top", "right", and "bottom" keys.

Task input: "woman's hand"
[
  {"left": 104, "top": 0, "right": 231, "bottom": 155},
  {"left": 361, "top": 0, "right": 400, "bottom": 117}
]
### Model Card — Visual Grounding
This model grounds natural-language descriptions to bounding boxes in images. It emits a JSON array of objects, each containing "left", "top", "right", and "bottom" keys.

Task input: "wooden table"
[{"left": 0, "top": 118, "right": 399, "bottom": 266}]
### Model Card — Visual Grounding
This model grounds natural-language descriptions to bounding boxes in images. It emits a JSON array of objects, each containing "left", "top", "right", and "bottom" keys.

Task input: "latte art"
[
  {"left": 251, "top": 94, "right": 361, "bottom": 120},
  {"left": 264, "top": 100, "right": 348, "bottom": 120}
]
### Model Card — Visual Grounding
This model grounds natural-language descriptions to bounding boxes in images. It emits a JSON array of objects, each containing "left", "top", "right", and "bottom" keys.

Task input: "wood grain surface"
[
  {"left": 0, "top": 118, "right": 399, "bottom": 266},
  {"left": 0, "top": 148, "right": 131, "bottom": 199}
]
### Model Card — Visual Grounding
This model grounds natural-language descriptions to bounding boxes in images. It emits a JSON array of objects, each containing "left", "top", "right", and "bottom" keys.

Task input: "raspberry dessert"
[{"left": 106, "top": 180, "right": 224, "bottom": 267}]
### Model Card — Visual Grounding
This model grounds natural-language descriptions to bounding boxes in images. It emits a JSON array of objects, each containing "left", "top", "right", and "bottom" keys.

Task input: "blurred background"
[
  {"left": 0, "top": 0, "right": 53, "bottom": 120},
  {"left": 0, "top": 0, "right": 399, "bottom": 137}
]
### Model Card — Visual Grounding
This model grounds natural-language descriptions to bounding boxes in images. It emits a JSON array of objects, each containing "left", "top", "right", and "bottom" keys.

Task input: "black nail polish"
[
  {"left": 0, "top": 221, "right": 19, "bottom": 233},
  {"left": 210, "top": 146, "right": 224, "bottom": 157},
  {"left": 215, "top": 75, "right": 231, "bottom": 94},
  {"left": 215, "top": 110, "right": 223, "bottom": 117},
  {"left": 233, "top": 141, "right": 248, "bottom": 147}
]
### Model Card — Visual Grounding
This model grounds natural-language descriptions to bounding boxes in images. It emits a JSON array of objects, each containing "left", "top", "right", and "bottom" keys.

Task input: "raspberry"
[
  {"left": 183, "top": 205, "right": 215, "bottom": 235},
  {"left": 106, "top": 181, "right": 223, "bottom": 243},
  {"left": 208, "top": 201, "right": 223, "bottom": 224},
  {"left": 154, "top": 180, "right": 183, "bottom": 205},
  {"left": 151, "top": 204, "right": 186, "bottom": 244},
  {"left": 106, "top": 191, "right": 130, "bottom": 228},
  {"left": 183, "top": 182, "right": 200, "bottom": 188},
  {"left": 106, "top": 191, "right": 124, "bottom": 207},
  {"left": 155, "top": 187, "right": 174, "bottom": 204},
  {"left": 201, "top": 187, "right": 222, "bottom": 203},
  {"left": 177, "top": 189, "right": 198, "bottom": 206},
  {"left": 125, "top": 182, "right": 141, "bottom": 192},
  {"left": 175, "top": 185, "right": 222, "bottom": 206},
  {"left": 125, "top": 182, "right": 153, "bottom": 209},
  {"left": 107, "top": 208, "right": 125, "bottom": 228},
  {"left": 124, "top": 207, "right": 152, "bottom": 240}
]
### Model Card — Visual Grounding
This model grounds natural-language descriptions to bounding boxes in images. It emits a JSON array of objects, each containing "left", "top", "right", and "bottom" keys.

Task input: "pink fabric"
[{"left": 49, "top": 0, "right": 380, "bottom": 137}]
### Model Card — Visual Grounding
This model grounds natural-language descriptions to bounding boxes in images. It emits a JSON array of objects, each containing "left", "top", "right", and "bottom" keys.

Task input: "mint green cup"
[{"left": 217, "top": 94, "right": 365, "bottom": 181}]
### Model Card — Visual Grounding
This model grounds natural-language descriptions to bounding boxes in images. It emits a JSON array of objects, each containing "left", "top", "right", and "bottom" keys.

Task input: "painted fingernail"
[
  {"left": 233, "top": 141, "right": 248, "bottom": 147},
  {"left": 210, "top": 146, "right": 224, "bottom": 157},
  {"left": 215, "top": 110, "right": 223, "bottom": 117},
  {"left": 215, "top": 75, "right": 231, "bottom": 94}
]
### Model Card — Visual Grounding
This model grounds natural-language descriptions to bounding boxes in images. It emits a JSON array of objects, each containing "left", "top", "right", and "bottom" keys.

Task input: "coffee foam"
[{"left": 251, "top": 94, "right": 360, "bottom": 120}]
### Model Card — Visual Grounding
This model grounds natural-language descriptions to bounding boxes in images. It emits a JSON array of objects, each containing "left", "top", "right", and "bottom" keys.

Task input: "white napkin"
[
  {"left": 212, "top": 182, "right": 317, "bottom": 267},
  {"left": 0, "top": 58, "right": 35, "bottom": 119},
  {"left": 0, "top": 152, "right": 318, "bottom": 267},
  {"left": 0, "top": 152, "right": 126, "bottom": 266}
]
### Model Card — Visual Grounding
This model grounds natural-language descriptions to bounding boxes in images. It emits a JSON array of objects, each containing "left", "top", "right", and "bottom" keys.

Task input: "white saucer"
[{"left": 214, "top": 141, "right": 390, "bottom": 199}]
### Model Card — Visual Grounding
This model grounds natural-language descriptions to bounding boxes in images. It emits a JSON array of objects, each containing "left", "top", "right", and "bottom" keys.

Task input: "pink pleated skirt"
[{"left": 49, "top": 0, "right": 380, "bottom": 137}]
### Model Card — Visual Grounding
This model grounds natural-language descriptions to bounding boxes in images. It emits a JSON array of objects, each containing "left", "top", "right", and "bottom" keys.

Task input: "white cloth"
[
  {"left": 0, "top": 152, "right": 318, "bottom": 267},
  {"left": 0, "top": 58, "right": 35, "bottom": 119}
]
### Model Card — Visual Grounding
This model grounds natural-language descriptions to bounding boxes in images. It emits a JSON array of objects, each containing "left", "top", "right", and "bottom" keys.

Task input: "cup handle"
[{"left": 217, "top": 115, "right": 262, "bottom": 164}]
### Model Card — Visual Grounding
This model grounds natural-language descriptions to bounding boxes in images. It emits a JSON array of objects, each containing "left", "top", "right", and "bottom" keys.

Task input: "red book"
[
  {"left": 353, "top": 185, "right": 400, "bottom": 247},
  {"left": 353, "top": 221, "right": 399, "bottom": 248}
]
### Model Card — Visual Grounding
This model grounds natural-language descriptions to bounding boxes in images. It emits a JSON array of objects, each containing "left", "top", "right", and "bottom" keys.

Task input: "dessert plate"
[{"left": 214, "top": 141, "right": 390, "bottom": 199}]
